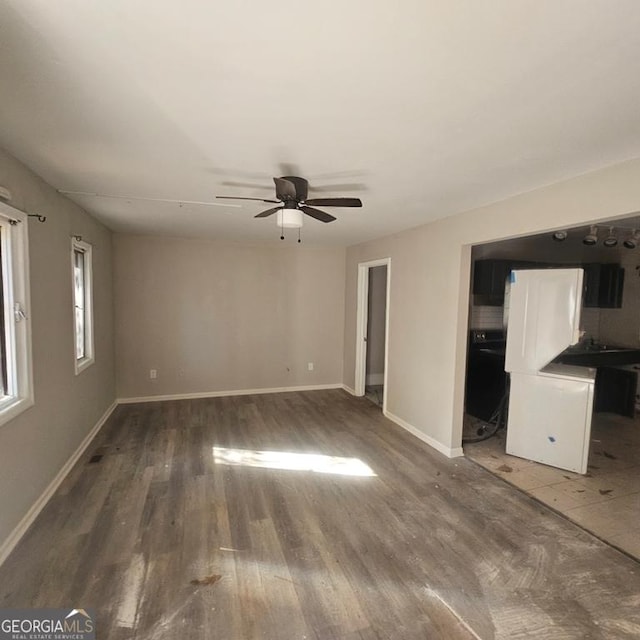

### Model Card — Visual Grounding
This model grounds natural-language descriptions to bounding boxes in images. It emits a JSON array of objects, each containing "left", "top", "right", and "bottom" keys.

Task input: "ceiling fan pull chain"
[
  {"left": 298, "top": 227, "right": 301, "bottom": 244},
  {"left": 280, "top": 215, "right": 284, "bottom": 240}
]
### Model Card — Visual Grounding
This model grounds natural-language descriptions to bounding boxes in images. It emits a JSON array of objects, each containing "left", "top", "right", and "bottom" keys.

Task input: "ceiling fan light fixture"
[
  {"left": 603, "top": 226, "right": 618, "bottom": 248},
  {"left": 276, "top": 208, "right": 303, "bottom": 229},
  {"left": 552, "top": 230, "right": 568, "bottom": 242},
  {"left": 582, "top": 226, "right": 598, "bottom": 246},
  {"left": 623, "top": 229, "right": 640, "bottom": 249}
]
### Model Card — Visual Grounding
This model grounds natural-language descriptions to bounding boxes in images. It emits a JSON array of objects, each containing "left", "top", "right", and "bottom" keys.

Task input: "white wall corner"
[
  {"left": 383, "top": 410, "right": 464, "bottom": 458},
  {"left": 0, "top": 401, "right": 118, "bottom": 568}
]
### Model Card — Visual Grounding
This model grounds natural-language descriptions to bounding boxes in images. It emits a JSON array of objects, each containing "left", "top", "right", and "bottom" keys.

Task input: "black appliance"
[{"left": 465, "top": 329, "right": 507, "bottom": 421}]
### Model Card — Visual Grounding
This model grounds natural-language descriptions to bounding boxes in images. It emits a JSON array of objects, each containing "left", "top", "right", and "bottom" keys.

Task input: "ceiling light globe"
[
  {"left": 583, "top": 226, "right": 598, "bottom": 246},
  {"left": 623, "top": 230, "right": 640, "bottom": 249},
  {"left": 276, "top": 209, "right": 303, "bottom": 229},
  {"left": 603, "top": 227, "right": 618, "bottom": 247}
]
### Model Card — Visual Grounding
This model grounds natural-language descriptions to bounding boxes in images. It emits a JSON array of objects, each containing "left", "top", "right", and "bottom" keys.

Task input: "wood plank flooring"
[{"left": 1, "top": 390, "right": 640, "bottom": 639}]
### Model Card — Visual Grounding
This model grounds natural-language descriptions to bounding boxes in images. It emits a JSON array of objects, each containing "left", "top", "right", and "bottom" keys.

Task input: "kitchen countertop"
[
  {"left": 540, "top": 363, "right": 597, "bottom": 381},
  {"left": 553, "top": 345, "right": 640, "bottom": 367}
]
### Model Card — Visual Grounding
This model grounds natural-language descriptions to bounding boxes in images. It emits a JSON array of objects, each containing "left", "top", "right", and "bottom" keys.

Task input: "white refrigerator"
[{"left": 504, "top": 269, "right": 596, "bottom": 474}]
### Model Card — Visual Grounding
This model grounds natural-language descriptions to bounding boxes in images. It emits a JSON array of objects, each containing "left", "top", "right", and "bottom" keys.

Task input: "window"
[
  {"left": 0, "top": 202, "right": 33, "bottom": 426},
  {"left": 72, "top": 237, "right": 94, "bottom": 373}
]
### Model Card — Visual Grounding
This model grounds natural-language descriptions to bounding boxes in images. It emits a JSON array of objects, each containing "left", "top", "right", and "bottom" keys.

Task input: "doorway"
[{"left": 355, "top": 259, "right": 390, "bottom": 411}]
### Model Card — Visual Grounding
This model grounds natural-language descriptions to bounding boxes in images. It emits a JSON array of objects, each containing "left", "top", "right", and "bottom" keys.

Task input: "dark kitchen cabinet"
[
  {"left": 582, "top": 264, "right": 600, "bottom": 307},
  {"left": 583, "top": 263, "right": 625, "bottom": 308},
  {"left": 473, "top": 259, "right": 624, "bottom": 307},
  {"left": 595, "top": 367, "right": 637, "bottom": 417},
  {"left": 473, "top": 260, "right": 512, "bottom": 305},
  {"left": 473, "top": 260, "right": 541, "bottom": 305}
]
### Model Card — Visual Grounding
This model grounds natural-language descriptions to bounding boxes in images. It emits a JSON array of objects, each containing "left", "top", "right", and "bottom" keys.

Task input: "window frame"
[
  {"left": 0, "top": 201, "right": 34, "bottom": 427},
  {"left": 71, "top": 237, "right": 94, "bottom": 375}
]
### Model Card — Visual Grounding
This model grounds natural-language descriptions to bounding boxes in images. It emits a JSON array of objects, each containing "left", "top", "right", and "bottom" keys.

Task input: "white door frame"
[{"left": 355, "top": 258, "right": 391, "bottom": 410}]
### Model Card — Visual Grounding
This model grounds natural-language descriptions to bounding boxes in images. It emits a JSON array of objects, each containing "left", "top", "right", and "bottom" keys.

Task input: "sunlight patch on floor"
[{"left": 213, "top": 446, "right": 377, "bottom": 477}]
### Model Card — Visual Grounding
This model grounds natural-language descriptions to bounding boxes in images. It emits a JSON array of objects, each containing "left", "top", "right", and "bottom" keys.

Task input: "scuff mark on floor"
[
  {"left": 136, "top": 592, "right": 203, "bottom": 640},
  {"left": 116, "top": 553, "right": 147, "bottom": 628},
  {"left": 274, "top": 574, "right": 300, "bottom": 587},
  {"left": 423, "top": 587, "right": 483, "bottom": 640},
  {"left": 190, "top": 574, "right": 222, "bottom": 586}
]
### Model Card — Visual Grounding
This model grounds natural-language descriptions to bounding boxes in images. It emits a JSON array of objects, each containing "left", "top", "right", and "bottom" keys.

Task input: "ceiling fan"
[{"left": 216, "top": 176, "right": 362, "bottom": 224}]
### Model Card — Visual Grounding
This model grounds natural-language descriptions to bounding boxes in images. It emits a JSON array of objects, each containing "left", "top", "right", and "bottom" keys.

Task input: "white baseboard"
[
  {"left": 117, "top": 383, "right": 344, "bottom": 405},
  {"left": 341, "top": 384, "right": 357, "bottom": 396},
  {"left": 383, "top": 410, "right": 464, "bottom": 459},
  {"left": 0, "top": 401, "right": 118, "bottom": 568}
]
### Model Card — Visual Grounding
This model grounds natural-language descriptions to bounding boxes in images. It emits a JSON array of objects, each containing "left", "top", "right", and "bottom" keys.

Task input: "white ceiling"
[{"left": 1, "top": 1, "right": 640, "bottom": 246}]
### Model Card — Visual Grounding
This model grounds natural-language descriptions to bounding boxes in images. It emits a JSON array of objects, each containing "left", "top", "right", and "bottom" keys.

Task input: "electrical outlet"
[
  {"left": 308, "top": 362, "right": 314, "bottom": 371},
  {"left": 150, "top": 369, "right": 158, "bottom": 379}
]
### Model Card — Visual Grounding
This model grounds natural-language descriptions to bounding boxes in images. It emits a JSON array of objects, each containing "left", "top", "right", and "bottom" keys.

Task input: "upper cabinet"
[
  {"left": 472, "top": 260, "right": 512, "bottom": 305},
  {"left": 474, "top": 260, "right": 625, "bottom": 308},
  {"left": 583, "top": 263, "right": 625, "bottom": 308},
  {"left": 473, "top": 259, "right": 541, "bottom": 305}
]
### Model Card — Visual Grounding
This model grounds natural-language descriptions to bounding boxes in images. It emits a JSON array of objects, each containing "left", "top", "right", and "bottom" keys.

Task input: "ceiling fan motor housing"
[{"left": 280, "top": 176, "right": 308, "bottom": 201}]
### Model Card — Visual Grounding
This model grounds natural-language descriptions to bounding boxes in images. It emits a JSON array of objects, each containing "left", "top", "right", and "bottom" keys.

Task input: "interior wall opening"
[
  {"left": 461, "top": 212, "right": 640, "bottom": 561},
  {"left": 354, "top": 258, "right": 390, "bottom": 411}
]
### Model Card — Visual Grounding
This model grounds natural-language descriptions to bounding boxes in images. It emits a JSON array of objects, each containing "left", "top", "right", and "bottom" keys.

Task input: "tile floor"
[{"left": 465, "top": 411, "right": 640, "bottom": 561}]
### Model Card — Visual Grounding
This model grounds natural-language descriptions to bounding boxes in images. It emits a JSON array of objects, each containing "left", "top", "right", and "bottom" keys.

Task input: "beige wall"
[
  {"left": 0, "top": 148, "right": 115, "bottom": 547},
  {"left": 114, "top": 235, "right": 346, "bottom": 399},
  {"left": 344, "top": 158, "right": 640, "bottom": 455}
]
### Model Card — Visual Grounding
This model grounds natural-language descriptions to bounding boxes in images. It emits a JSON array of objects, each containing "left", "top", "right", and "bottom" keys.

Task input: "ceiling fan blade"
[
  {"left": 273, "top": 177, "right": 297, "bottom": 200},
  {"left": 255, "top": 206, "right": 283, "bottom": 218},
  {"left": 303, "top": 197, "right": 362, "bottom": 207},
  {"left": 216, "top": 196, "right": 280, "bottom": 203},
  {"left": 300, "top": 205, "right": 336, "bottom": 223}
]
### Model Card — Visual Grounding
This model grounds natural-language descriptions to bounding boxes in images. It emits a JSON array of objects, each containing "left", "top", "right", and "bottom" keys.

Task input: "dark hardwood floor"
[{"left": 1, "top": 389, "right": 640, "bottom": 639}]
